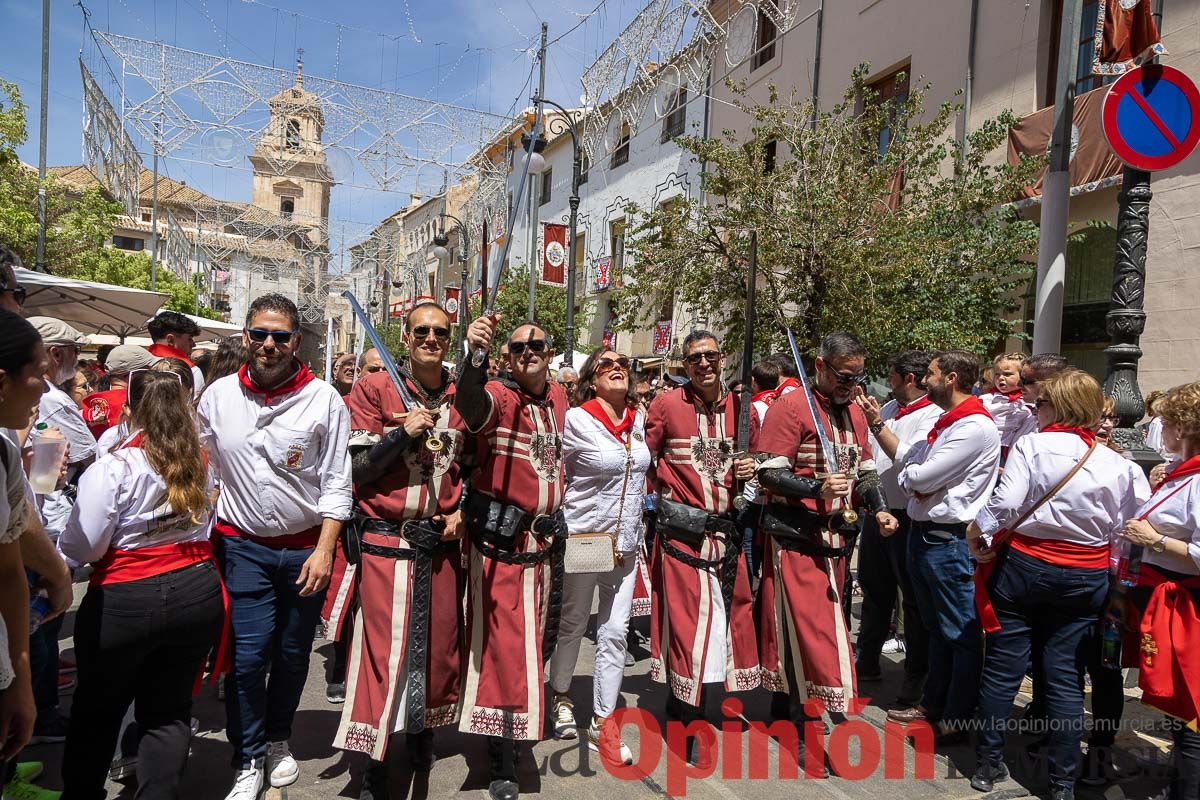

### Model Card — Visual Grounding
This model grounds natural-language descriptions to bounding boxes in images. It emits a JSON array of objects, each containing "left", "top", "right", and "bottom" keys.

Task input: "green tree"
[
  {"left": 617, "top": 66, "right": 1043, "bottom": 371},
  {"left": 486, "top": 264, "right": 569, "bottom": 352}
]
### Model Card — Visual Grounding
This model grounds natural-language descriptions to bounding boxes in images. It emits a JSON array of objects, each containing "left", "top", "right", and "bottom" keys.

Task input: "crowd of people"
[{"left": 0, "top": 244, "right": 1197, "bottom": 800}]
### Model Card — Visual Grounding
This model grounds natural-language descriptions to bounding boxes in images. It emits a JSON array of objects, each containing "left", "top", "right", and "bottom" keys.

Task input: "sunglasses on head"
[
  {"left": 411, "top": 325, "right": 451, "bottom": 341},
  {"left": 0, "top": 286, "right": 27, "bottom": 306},
  {"left": 509, "top": 339, "right": 547, "bottom": 355},
  {"left": 684, "top": 350, "right": 720, "bottom": 365},
  {"left": 128, "top": 368, "right": 184, "bottom": 407},
  {"left": 596, "top": 356, "right": 631, "bottom": 373},
  {"left": 246, "top": 328, "right": 297, "bottom": 345}
]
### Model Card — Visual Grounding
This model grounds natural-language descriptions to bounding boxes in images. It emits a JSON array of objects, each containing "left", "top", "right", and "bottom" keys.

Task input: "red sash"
[
  {"left": 147, "top": 343, "right": 195, "bottom": 368},
  {"left": 214, "top": 519, "right": 322, "bottom": 549},
  {"left": 1136, "top": 565, "right": 1200, "bottom": 728},
  {"left": 927, "top": 395, "right": 992, "bottom": 444},
  {"left": 90, "top": 539, "right": 230, "bottom": 689},
  {"left": 1009, "top": 532, "right": 1109, "bottom": 569}
]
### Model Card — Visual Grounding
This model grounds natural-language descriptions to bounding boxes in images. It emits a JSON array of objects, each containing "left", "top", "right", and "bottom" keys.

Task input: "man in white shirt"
[
  {"left": 197, "top": 294, "right": 352, "bottom": 800},
  {"left": 889, "top": 350, "right": 1000, "bottom": 742},
  {"left": 1011, "top": 353, "right": 1070, "bottom": 445},
  {"left": 853, "top": 350, "right": 941, "bottom": 706}
]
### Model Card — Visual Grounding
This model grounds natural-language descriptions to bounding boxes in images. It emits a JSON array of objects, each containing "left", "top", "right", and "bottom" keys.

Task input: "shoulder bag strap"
[{"left": 997, "top": 439, "right": 1099, "bottom": 544}]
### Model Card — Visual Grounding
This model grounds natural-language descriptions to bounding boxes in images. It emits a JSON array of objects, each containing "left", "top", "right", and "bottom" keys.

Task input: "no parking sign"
[{"left": 1102, "top": 64, "right": 1200, "bottom": 171}]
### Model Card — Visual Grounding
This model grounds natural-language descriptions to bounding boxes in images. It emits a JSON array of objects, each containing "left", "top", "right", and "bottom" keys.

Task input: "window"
[
  {"left": 662, "top": 86, "right": 688, "bottom": 142},
  {"left": 112, "top": 235, "right": 144, "bottom": 251},
  {"left": 539, "top": 166, "right": 553, "bottom": 206},
  {"left": 752, "top": 10, "right": 776, "bottom": 71},
  {"left": 280, "top": 197, "right": 295, "bottom": 217},
  {"left": 610, "top": 219, "right": 626, "bottom": 276},
  {"left": 285, "top": 118, "right": 302, "bottom": 151},
  {"left": 763, "top": 139, "right": 778, "bottom": 173},
  {"left": 611, "top": 123, "right": 630, "bottom": 168},
  {"left": 1060, "top": 222, "right": 1117, "bottom": 379},
  {"left": 1074, "top": 0, "right": 1116, "bottom": 94},
  {"left": 578, "top": 152, "right": 589, "bottom": 185},
  {"left": 867, "top": 66, "right": 911, "bottom": 158},
  {"left": 141, "top": 212, "right": 151, "bottom": 223},
  {"left": 574, "top": 230, "right": 586, "bottom": 282}
]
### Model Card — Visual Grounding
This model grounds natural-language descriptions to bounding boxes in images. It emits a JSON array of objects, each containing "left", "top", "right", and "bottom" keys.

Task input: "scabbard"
[{"left": 541, "top": 533, "right": 567, "bottom": 664}]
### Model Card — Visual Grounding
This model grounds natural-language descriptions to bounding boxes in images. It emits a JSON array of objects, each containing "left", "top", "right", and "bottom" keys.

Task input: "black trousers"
[
  {"left": 855, "top": 508, "right": 928, "bottom": 679},
  {"left": 62, "top": 561, "right": 224, "bottom": 800}
]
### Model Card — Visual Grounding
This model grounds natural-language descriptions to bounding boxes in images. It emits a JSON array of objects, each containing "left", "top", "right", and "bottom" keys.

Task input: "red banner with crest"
[
  {"left": 541, "top": 223, "right": 567, "bottom": 285},
  {"left": 653, "top": 320, "right": 672, "bottom": 355},
  {"left": 444, "top": 287, "right": 461, "bottom": 323}
]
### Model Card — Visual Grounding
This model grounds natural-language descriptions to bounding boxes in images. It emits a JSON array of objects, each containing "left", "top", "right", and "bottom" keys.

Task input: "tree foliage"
[
  {"left": 0, "top": 80, "right": 218, "bottom": 319},
  {"left": 486, "top": 264, "right": 570, "bottom": 352},
  {"left": 616, "top": 66, "right": 1043, "bottom": 371}
]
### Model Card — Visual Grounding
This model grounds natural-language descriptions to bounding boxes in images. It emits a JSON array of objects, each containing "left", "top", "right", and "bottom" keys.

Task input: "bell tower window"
[
  {"left": 280, "top": 197, "right": 295, "bottom": 217},
  {"left": 286, "top": 119, "right": 302, "bottom": 151}
]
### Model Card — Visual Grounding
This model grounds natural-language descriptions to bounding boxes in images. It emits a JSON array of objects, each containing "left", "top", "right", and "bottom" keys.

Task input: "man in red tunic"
[
  {"left": 455, "top": 315, "right": 569, "bottom": 800},
  {"left": 332, "top": 302, "right": 466, "bottom": 799},
  {"left": 645, "top": 329, "right": 760, "bottom": 767},
  {"left": 755, "top": 332, "right": 896, "bottom": 769}
]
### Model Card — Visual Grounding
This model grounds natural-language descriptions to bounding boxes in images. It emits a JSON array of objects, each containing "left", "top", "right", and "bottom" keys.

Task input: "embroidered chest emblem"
[
  {"left": 690, "top": 436, "right": 733, "bottom": 483},
  {"left": 403, "top": 429, "right": 458, "bottom": 481},
  {"left": 529, "top": 431, "right": 562, "bottom": 481},
  {"left": 834, "top": 442, "right": 860, "bottom": 477},
  {"left": 285, "top": 443, "right": 306, "bottom": 470}
]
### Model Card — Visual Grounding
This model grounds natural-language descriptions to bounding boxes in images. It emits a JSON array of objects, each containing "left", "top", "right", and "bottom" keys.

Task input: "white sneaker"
[
  {"left": 552, "top": 697, "right": 577, "bottom": 740},
  {"left": 882, "top": 637, "right": 906, "bottom": 654},
  {"left": 588, "top": 718, "right": 633, "bottom": 765},
  {"left": 222, "top": 766, "right": 263, "bottom": 800},
  {"left": 266, "top": 741, "right": 299, "bottom": 788}
]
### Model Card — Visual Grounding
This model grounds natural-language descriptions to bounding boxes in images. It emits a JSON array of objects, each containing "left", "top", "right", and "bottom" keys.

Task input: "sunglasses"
[
  {"left": 411, "top": 325, "right": 451, "bottom": 341},
  {"left": 828, "top": 367, "right": 868, "bottom": 386},
  {"left": 246, "top": 328, "right": 297, "bottom": 345},
  {"left": 684, "top": 350, "right": 721, "bottom": 365},
  {"left": 1, "top": 286, "right": 27, "bottom": 306},
  {"left": 509, "top": 339, "right": 547, "bottom": 355},
  {"left": 596, "top": 356, "right": 631, "bottom": 373}
]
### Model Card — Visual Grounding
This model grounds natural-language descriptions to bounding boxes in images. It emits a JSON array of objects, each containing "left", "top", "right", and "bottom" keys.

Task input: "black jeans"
[
  {"left": 855, "top": 508, "right": 928, "bottom": 679},
  {"left": 976, "top": 549, "right": 1108, "bottom": 792},
  {"left": 29, "top": 612, "right": 64, "bottom": 722},
  {"left": 62, "top": 561, "right": 224, "bottom": 800}
]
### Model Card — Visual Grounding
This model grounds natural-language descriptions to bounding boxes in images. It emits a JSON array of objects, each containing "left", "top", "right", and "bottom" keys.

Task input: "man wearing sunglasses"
[
  {"left": 197, "top": 294, "right": 353, "bottom": 800},
  {"left": 643, "top": 329, "right": 759, "bottom": 768},
  {"left": 755, "top": 331, "right": 895, "bottom": 767},
  {"left": 454, "top": 313, "right": 569, "bottom": 800},
  {"left": 333, "top": 302, "right": 468, "bottom": 796}
]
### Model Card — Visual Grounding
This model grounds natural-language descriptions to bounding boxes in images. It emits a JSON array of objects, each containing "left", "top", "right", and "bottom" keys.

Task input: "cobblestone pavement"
[{"left": 22, "top": 581, "right": 1178, "bottom": 799}]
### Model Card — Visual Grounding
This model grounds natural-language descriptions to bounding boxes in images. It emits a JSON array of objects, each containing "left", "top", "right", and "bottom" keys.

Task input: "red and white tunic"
[
  {"left": 333, "top": 371, "right": 467, "bottom": 759},
  {"left": 754, "top": 389, "right": 873, "bottom": 711},
  {"left": 644, "top": 385, "right": 760, "bottom": 706},
  {"left": 459, "top": 379, "right": 568, "bottom": 741}
]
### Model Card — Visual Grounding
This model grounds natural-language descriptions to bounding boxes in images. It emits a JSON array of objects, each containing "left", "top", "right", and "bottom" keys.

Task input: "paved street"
[{"left": 23, "top": 579, "right": 1180, "bottom": 800}]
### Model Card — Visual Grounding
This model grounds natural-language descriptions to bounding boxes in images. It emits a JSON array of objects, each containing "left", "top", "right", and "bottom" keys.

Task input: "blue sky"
[{"left": 0, "top": 0, "right": 634, "bottom": 244}]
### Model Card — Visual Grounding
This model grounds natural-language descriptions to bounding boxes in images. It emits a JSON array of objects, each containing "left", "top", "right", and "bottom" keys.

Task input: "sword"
[
  {"left": 469, "top": 105, "right": 546, "bottom": 368},
  {"left": 732, "top": 231, "right": 757, "bottom": 512},
  {"left": 783, "top": 328, "right": 858, "bottom": 525},
  {"left": 342, "top": 291, "right": 443, "bottom": 453}
]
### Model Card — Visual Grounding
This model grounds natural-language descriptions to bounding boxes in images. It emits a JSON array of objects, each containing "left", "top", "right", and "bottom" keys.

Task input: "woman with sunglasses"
[
  {"left": 546, "top": 349, "right": 650, "bottom": 765},
  {"left": 59, "top": 369, "right": 224, "bottom": 799}
]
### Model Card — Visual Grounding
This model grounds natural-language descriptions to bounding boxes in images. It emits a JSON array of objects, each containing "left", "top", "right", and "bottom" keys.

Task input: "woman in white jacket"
[{"left": 546, "top": 348, "right": 650, "bottom": 767}]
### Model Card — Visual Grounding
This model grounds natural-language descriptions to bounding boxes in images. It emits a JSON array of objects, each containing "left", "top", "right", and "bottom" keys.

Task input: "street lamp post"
[
  {"left": 526, "top": 96, "right": 581, "bottom": 368},
  {"left": 433, "top": 212, "right": 471, "bottom": 357}
]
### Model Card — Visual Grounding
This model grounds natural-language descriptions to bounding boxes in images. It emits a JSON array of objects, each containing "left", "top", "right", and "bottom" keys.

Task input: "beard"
[
  {"left": 249, "top": 353, "right": 296, "bottom": 388},
  {"left": 927, "top": 381, "right": 951, "bottom": 408},
  {"left": 54, "top": 361, "right": 77, "bottom": 385}
]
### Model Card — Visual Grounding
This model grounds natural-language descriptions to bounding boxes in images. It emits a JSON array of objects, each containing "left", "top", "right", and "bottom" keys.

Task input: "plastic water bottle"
[
  {"left": 1101, "top": 613, "right": 1123, "bottom": 669},
  {"left": 29, "top": 589, "right": 50, "bottom": 634},
  {"left": 1116, "top": 539, "right": 1143, "bottom": 588}
]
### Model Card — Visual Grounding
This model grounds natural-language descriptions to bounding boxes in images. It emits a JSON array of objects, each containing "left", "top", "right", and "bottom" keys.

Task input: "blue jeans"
[
  {"left": 906, "top": 523, "right": 982, "bottom": 727},
  {"left": 976, "top": 549, "right": 1108, "bottom": 789},
  {"left": 219, "top": 535, "right": 326, "bottom": 768},
  {"left": 30, "top": 612, "right": 64, "bottom": 722}
]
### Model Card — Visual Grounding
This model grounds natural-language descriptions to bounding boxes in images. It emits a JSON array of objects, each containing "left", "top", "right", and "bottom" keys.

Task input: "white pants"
[{"left": 548, "top": 551, "right": 638, "bottom": 719}]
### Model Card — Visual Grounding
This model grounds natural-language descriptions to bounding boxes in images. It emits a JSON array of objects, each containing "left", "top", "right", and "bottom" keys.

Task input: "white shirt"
[
  {"left": 899, "top": 413, "right": 1000, "bottom": 524},
  {"left": 872, "top": 396, "right": 942, "bottom": 510},
  {"left": 562, "top": 407, "right": 650, "bottom": 553},
  {"left": 59, "top": 442, "right": 216, "bottom": 565},
  {"left": 1137, "top": 468, "right": 1200, "bottom": 575},
  {"left": 0, "top": 435, "right": 28, "bottom": 691},
  {"left": 742, "top": 398, "right": 772, "bottom": 504},
  {"left": 1142, "top": 417, "right": 1169, "bottom": 458},
  {"left": 196, "top": 372, "right": 353, "bottom": 536},
  {"left": 981, "top": 392, "right": 1036, "bottom": 450},
  {"left": 976, "top": 432, "right": 1151, "bottom": 548},
  {"left": 36, "top": 380, "right": 97, "bottom": 464},
  {"left": 96, "top": 422, "right": 130, "bottom": 457}
]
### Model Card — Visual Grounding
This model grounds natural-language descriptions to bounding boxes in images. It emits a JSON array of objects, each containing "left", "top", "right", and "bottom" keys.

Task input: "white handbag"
[{"left": 563, "top": 429, "right": 631, "bottom": 575}]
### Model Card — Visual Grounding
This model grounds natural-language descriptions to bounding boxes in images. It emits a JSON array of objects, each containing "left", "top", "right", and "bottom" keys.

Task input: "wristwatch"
[
  {"left": 869, "top": 420, "right": 885, "bottom": 436},
  {"left": 1152, "top": 534, "right": 1168, "bottom": 554}
]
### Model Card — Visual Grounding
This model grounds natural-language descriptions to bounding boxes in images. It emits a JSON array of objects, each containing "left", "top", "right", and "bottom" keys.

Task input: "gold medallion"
[
  {"left": 841, "top": 508, "right": 859, "bottom": 525},
  {"left": 424, "top": 435, "right": 444, "bottom": 453}
]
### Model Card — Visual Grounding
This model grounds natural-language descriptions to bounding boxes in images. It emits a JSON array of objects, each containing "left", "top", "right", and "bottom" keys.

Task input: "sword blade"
[
  {"left": 342, "top": 290, "right": 418, "bottom": 411},
  {"left": 784, "top": 328, "right": 839, "bottom": 470}
]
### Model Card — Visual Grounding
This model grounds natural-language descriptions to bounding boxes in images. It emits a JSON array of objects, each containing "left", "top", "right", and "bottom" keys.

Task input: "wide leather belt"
[
  {"left": 357, "top": 514, "right": 452, "bottom": 733},
  {"left": 760, "top": 504, "right": 857, "bottom": 558}
]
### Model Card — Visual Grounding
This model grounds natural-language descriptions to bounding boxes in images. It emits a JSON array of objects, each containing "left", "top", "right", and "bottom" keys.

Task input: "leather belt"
[
  {"left": 761, "top": 504, "right": 858, "bottom": 558},
  {"left": 357, "top": 514, "right": 454, "bottom": 732},
  {"left": 657, "top": 527, "right": 740, "bottom": 626}
]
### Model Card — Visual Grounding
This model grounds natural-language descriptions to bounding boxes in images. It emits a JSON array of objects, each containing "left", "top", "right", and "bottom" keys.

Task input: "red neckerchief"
[
  {"left": 148, "top": 343, "right": 195, "bottom": 368},
  {"left": 893, "top": 395, "right": 934, "bottom": 420},
  {"left": 752, "top": 389, "right": 779, "bottom": 406},
  {"left": 1042, "top": 423, "right": 1097, "bottom": 447},
  {"left": 927, "top": 395, "right": 992, "bottom": 444},
  {"left": 237, "top": 360, "right": 315, "bottom": 405},
  {"left": 1164, "top": 455, "right": 1200, "bottom": 484},
  {"left": 580, "top": 399, "right": 635, "bottom": 443},
  {"left": 1002, "top": 389, "right": 1024, "bottom": 402},
  {"left": 777, "top": 377, "right": 801, "bottom": 394}
]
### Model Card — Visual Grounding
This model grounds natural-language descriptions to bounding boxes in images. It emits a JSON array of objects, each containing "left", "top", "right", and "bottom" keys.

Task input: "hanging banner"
[
  {"left": 602, "top": 327, "right": 618, "bottom": 350},
  {"left": 594, "top": 256, "right": 612, "bottom": 291},
  {"left": 653, "top": 320, "right": 673, "bottom": 355},
  {"left": 444, "top": 287, "right": 461, "bottom": 323},
  {"left": 1007, "top": 85, "right": 1123, "bottom": 198},
  {"left": 1092, "top": 0, "right": 1166, "bottom": 76},
  {"left": 541, "top": 223, "right": 567, "bottom": 285}
]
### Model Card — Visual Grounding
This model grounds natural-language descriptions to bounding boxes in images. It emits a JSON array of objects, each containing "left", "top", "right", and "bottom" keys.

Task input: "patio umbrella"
[{"left": 15, "top": 268, "right": 168, "bottom": 340}]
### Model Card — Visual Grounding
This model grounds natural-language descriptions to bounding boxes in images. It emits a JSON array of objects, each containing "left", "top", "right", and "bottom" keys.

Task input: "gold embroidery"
[{"left": 1141, "top": 632, "right": 1158, "bottom": 666}]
